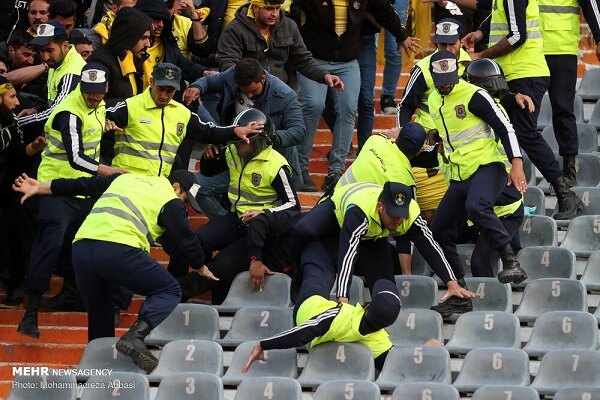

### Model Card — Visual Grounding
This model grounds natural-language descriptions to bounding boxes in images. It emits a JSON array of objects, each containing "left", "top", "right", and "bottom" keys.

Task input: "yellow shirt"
[
  {"left": 332, "top": 0, "right": 347, "bottom": 36},
  {"left": 144, "top": 39, "right": 164, "bottom": 89},
  {"left": 223, "top": 0, "right": 248, "bottom": 27}
]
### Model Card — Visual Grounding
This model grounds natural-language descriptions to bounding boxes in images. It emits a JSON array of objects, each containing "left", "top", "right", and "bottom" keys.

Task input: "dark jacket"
[
  {"left": 291, "top": 0, "right": 409, "bottom": 62},
  {"left": 218, "top": 4, "right": 328, "bottom": 85}
]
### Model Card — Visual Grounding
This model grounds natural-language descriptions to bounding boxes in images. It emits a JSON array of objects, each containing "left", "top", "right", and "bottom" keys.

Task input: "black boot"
[
  {"left": 40, "top": 277, "right": 86, "bottom": 312},
  {"left": 553, "top": 175, "right": 584, "bottom": 220},
  {"left": 496, "top": 244, "right": 528, "bottom": 284},
  {"left": 430, "top": 277, "right": 473, "bottom": 318},
  {"left": 562, "top": 155, "right": 578, "bottom": 188},
  {"left": 116, "top": 319, "right": 158, "bottom": 373},
  {"left": 17, "top": 293, "right": 42, "bottom": 339}
]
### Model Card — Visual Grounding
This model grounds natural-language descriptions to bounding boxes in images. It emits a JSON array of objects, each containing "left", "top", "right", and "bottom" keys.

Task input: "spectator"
[
  {"left": 217, "top": 0, "right": 342, "bottom": 89},
  {"left": 25, "top": 0, "right": 51, "bottom": 37},
  {"left": 3, "top": 31, "right": 48, "bottom": 100},
  {"left": 86, "top": 0, "right": 138, "bottom": 50},
  {"left": 70, "top": 29, "right": 94, "bottom": 60},
  {"left": 49, "top": 0, "right": 78, "bottom": 35},
  {"left": 165, "top": 0, "right": 209, "bottom": 59},
  {"left": 0, "top": 59, "right": 7, "bottom": 76}
]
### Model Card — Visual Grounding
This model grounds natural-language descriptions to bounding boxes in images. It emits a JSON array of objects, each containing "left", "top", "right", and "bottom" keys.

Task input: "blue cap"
[
  {"left": 397, "top": 122, "right": 427, "bottom": 152},
  {"left": 381, "top": 181, "right": 413, "bottom": 219},
  {"left": 434, "top": 18, "right": 463, "bottom": 44},
  {"left": 362, "top": 279, "right": 401, "bottom": 331},
  {"left": 430, "top": 50, "right": 459, "bottom": 87},
  {"left": 152, "top": 63, "right": 181, "bottom": 90},
  {"left": 30, "top": 21, "right": 69, "bottom": 47}
]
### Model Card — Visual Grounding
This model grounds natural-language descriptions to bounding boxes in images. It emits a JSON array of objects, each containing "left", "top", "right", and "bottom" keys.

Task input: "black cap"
[
  {"left": 152, "top": 63, "right": 181, "bottom": 90},
  {"left": 397, "top": 122, "right": 427, "bottom": 152},
  {"left": 361, "top": 279, "right": 401, "bottom": 333},
  {"left": 168, "top": 170, "right": 202, "bottom": 213},
  {"left": 30, "top": 21, "right": 69, "bottom": 47},
  {"left": 70, "top": 29, "right": 92, "bottom": 45},
  {"left": 434, "top": 18, "right": 462, "bottom": 44},
  {"left": 381, "top": 181, "right": 413, "bottom": 218},
  {"left": 430, "top": 50, "right": 460, "bottom": 87},
  {"left": 80, "top": 62, "right": 109, "bottom": 94}
]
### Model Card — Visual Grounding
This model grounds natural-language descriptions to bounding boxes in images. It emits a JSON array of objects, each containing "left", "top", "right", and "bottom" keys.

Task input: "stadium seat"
[
  {"left": 386, "top": 309, "right": 444, "bottom": 347},
  {"left": 530, "top": 349, "right": 600, "bottom": 395},
  {"left": 145, "top": 304, "right": 219, "bottom": 346},
  {"left": 554, "top": 387, "right": 600, "bottom": 400},
  {"left": 514, "top": 278, "right": 587, "bottom": 323},
  {"left": 375, "top": 346, "right": 452, "bottom": 391},
  {"left": 148, "top": 340, "right": 223, "bottom": 382},
  {"left": 576, "top": 68, "right": 600, "bottom": 101},
  {"left": 457, "top": 244, "right": 477, "bottom": 277},
  {"left": 445, "top": 311, "right": 520, "bottom": 354},
  {"left": 514, "top": 246, "right": 576, "bottom": 287},
  {"left": 411, "top": 248, "right": 433, "bottom": 276},
  {"left": 519, "top": 215, "right": 558, "bottom": 248},
  {"left": 522, "top": 154, "right": 537, "bottom": 186},
  {"left": 522, "top": 311, "right": 598, "bottom": 357},
  {"left": 219, "top": 306, "right": 293, "bottom": 347},
  {"left": 297, "top": 342, "right": 374, "bottom": 388},
  {"left": 391, "top": 383, "right": 460, "bottom": 400},
  {"left": 472, "top": 385, "right": 539, "bottom": 400},
  {"left": 214, "top": 272, "right": 292, "bottom": 313},
  {"left": 314, "top": 379, "right": 380, "bottom": 400},
  {"left": 541, "top": 123, "right": 596, "bottom": 154},
  {"left": 233, "top": 377, "right": 302, "bottom": 400},
  {"left": 560, "top": 215, "right": 600, "bottom": 257},
  {"left": 453, "top": 348, "right": 530, "bottom": 393},
  {"left": 588, "top": 98, "right": 600, "bottom": 129},
  {"left": 394, "top": 275, "right": 438, "bottom": 308},
  {"left": 221, "top": 341, "right": 297, "bottom": 386},
  {"left": 330, "top": 275, "right": 365, "bottom": 305},
  {"left": 77, "top": 337, "right": 145, "bottom": 377},
  {"left": 537, "top": 93, "right": 553, "bottom": 130},
  {"left": 538, "top": 154, "right": 600, "bottom": 193},
  {"left": 580, "top": 250, "right": 600, "bottom": 290},
  {"left": 81, "top": 372, "right": 149, "bottom": 400},
  {"left": 464, "top": 277, "right": 512, "bottom": 313},
  {"left": 154, "top": 373, "right": 224, "bottom": 400},
  {"left": 7, "top": 370, "right": 76, "bottom": 400},
  {"left": 553, "top": 188, "right": 600, "bottom": 225},
  {"left": 523, "top": 186, "right": 546, "bottom": 216}
]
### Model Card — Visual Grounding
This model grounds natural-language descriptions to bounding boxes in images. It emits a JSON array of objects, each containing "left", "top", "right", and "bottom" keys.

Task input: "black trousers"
[{"left": 546, "top": 54, "right": 578, "bottom": 156}]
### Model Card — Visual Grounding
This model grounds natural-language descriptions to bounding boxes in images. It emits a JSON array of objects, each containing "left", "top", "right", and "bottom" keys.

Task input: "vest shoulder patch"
[
  {"left": 177, "top": 122, "right": 184, "bottom": 136},
  {"left": 455, "top": 105, "right": 466, "bottom": 119},
  {"left": 251, "top": 172, "right": 262, "bottom": 187}
]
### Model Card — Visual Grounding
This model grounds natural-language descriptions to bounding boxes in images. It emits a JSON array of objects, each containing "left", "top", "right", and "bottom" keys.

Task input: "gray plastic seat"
[
  {"left": 514, "top": 278, "right": 587, "bottom": 322},
  {"left": 514, "top": 246, "right": 576, "bottom": 287},
  {"left": 472, "top": 385, "right": 539, "bottom": 400},
  {"left": 81, "top": 372, "right": 149, "bottom": 400},
  {"left": 145, "top": 304, "right": 219, "bottom": 346},
  {"left": 519, "top": 215, "right": 558, "bottom": 248},
  {"left": 445, "top": 311, "right": 520, "bottom": 354},
  {"left": 560, "top": 215, "right": 600, "bottom": 257},
  {"left": 149, "top": 340, "right": 223, "bottom": 382},
  {"left": 554, "top": 387, "right": 600, "bottom": 400},
  {"left": 465, "top": 277, "right": 512, "bottom": 313},
  {"left": 314, "top": 379, "right": 380, "bottom": 400},
  {"left": 411, "top": 247, "right": 434, "bottom": 276},
  {"left": 330, "top": 275, "right": 365, "bottom": 305},
  {"left": 524, "top": 186, "right": 546, "bottom": 216},
  {"left": 233, "top": 377, "right": 302, "bottom": 400},
  {"left": 7, "top": 370, "right": 76, "bottom": 400},
  {"left": 580, "top": 251, "right": 600, "bottom": 290},
  {"left": 457, "top": 244, "right": 476, "bottom": 277},
  {"left": 530, "top": 349, "right": 600, "bottom": 395},
  {"left": 391, "top": 383, "right": 460, "bottom": 400},
  {"left": 553, "top": 188, "right": 600, "bottom": 224},
  {"left": 537, "top": 93, "right": 553, "bottom": 130},
  {"left": 541, "top": 123, "right": 595, "bottom": 154},
  {"left": 297, "top": 342, "right": 374, "bottom": 388},
  {"left": 522, "top": 311, "right": 598, "bottom": 357},
  {"left": 376, "top": 346, "right": 452, "bottom": 390},
  {"left": 395, "top": 275, "right": 438, "bottom": 308},
  {"left": 155, "top": 373, "right": 224, "bottom": 400},
  {"left": 453, "top": 348, "right": 530, "bottom": 393},
  {"left": 219, "top": 306, "right": 293, "bottom": 347},
  {"left": 214, "top": 272, "right": 292, "bottom": 312},
  {"left": 221, "top": 341, "right": 297, "bottom": 385},
  {"left": 523, "top": 154, "right": 537, "bottom": 186},
  {"left": 576, "top": 68, "right": 600, "bottom": 101},
  {"left": 77, "top": 337, "right": 145, "bottom": 377},
  {"left": 588, "top": 98, "right": 600, "bottom": 129},
  {"left": 538, "top": 154, "right": 600, "bottom": 193},
  {"left": 387, "top": 308, "right": 443, "bottom": 347}
]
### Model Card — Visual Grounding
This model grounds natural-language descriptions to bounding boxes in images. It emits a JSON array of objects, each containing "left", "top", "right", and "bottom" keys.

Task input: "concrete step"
[{"left": 0, "top": 325, "right": 127, "bottom": 345}]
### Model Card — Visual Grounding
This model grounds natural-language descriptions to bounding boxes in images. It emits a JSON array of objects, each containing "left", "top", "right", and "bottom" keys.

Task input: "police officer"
[
  {"left": 105, "top": 63, "right": 263, "bottom": 177},
  {"left": 13, "top": 170, "right": 206, "bottom": 374},
  {"left": 427, "top": 51, "right": 528, "bottom": 314},
  {"left": 463, "top": 0, "right": 583, "bottom": 220},
  {"left": 539, "top": 0, "right": 600, "bottom": 186},
  {"left": 17, "top": 20, "right": 86, "bottom": 129},
  {"left": 17, "top": 64, "right": 123, "bottom": 339}
]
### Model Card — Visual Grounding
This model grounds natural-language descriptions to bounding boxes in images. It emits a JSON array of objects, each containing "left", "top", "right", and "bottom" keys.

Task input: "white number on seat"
[
  {"left": 260, "top": 310, "right": 270, "bottom": 327},
  {"left": 336, "top": 345, "right": 346, "bottom": 363}
]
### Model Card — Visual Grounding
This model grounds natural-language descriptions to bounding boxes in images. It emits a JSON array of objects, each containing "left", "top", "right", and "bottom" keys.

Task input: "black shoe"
[
  {"left": 300, "top": 170, "right": 318, "bottom": 192},
  {"left": 562, "top": 155, "right": 577, "bottom": 188},
  {"left": 380, "top": 95, "right": 397, "bottom": 115},
  {"left": 430, "top": 296, "right": 473, "bottom": 318},
  {"left": 116, "top": 319, "right": 158, "bottom": 374},
  {"left": 496, "top": 243, "right": 528, "bottom": 284},
  {"left": 0, "top": 290, "right": 24, "bottom": 309},
  {"left": 321, "top": 172, "right": 342, "bottom": 192},
  {"left": 17, "top": 294, "right": 41, "bottom": 339},
  {"left": 553, "top": 175, "right": 584, "bottom": 220}
]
